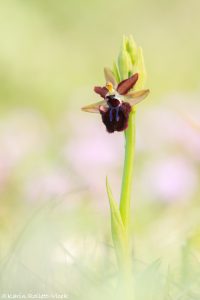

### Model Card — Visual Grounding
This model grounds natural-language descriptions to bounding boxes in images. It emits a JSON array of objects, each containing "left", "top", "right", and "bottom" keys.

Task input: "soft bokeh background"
[{"left": 0, "top": 0, "right": 200, "bottom": 299}]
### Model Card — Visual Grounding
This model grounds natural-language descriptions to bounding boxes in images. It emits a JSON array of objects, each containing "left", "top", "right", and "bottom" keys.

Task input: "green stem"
[{"left": 120, "top": 109, "right": 136, "bottom": 236}]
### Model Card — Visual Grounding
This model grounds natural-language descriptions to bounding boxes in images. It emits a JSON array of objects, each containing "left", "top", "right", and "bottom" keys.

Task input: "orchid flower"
[{"left": 82, "top": 68, "right": 149, "bottom": 132}]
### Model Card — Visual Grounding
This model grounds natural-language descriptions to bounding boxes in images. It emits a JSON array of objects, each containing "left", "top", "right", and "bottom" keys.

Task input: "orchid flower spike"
[{"left": 82, "top": 68, "right": 149, "bottom": 133}]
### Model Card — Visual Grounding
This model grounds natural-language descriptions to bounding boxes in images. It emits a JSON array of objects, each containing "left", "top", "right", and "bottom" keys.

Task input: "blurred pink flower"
[
  {"left": 137, "top": 93, "right": 200, "bottom": 161},
  {"left": 143, "top": 157, "right": 198, "bottom": 202},
  {"left": 62, "top": 112, "right": 124, "bottom": 205}
]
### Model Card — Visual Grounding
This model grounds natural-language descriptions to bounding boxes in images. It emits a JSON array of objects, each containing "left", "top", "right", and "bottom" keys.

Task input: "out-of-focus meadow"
[{"left": 0, "top": 0, "right": 200, "bottom": 299}]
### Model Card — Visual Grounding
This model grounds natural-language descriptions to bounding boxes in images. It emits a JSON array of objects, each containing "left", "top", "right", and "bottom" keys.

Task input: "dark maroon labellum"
[{"left": 100, "top": 96, "right": 131, "bottom": 133}]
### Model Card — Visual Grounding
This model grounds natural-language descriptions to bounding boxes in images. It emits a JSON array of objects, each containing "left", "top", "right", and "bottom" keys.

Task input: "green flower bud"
[
  {"left": 113, "top": 61, "right": 121, "bottom": 83},
  {"left": 118, "top": 38, "right": 132, "bottom": 80},
  {"left": 134, "top": 47, "right": 147, "bottom": 90},
  {"left": 126, "top": 35, "right": 138, "bottom": 66},
  {"left": 113, "top": 36, "right": 147, "bottom": 91}
]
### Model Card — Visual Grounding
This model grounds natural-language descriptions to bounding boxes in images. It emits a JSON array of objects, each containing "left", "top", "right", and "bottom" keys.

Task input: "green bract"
[{"left": 106, "top": 178, "right": 128, "bottom": 267}]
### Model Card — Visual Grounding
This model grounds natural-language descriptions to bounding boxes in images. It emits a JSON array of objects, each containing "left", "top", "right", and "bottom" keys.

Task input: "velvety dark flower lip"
[
  {"left": 100, "top": 102, "right": 132, "bottom": 133},
  {"left": 82, "top": 68, "right": 149, "bottom": 133}
]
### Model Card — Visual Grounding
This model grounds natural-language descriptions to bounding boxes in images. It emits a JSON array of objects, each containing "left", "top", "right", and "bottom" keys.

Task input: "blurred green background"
[{"left": 0, "top": 0, "right": 200, "bottom": 299}]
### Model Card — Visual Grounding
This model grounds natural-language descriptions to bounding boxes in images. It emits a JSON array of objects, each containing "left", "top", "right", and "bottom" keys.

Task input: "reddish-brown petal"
[
  {"left": 117, "top": 73, "right": 139, "bottom": 95},
  {"left": 94, "top": 86, "right": 108, "bottom": 98}
]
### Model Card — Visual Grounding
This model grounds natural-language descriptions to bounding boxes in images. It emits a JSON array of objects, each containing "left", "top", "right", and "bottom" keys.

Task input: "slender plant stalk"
[
  {"left": 120, "top": 109, "right": 135, "bottom": 235},
  {"left": 117, "top": 110, "right": 136, "bottom": 298}
]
